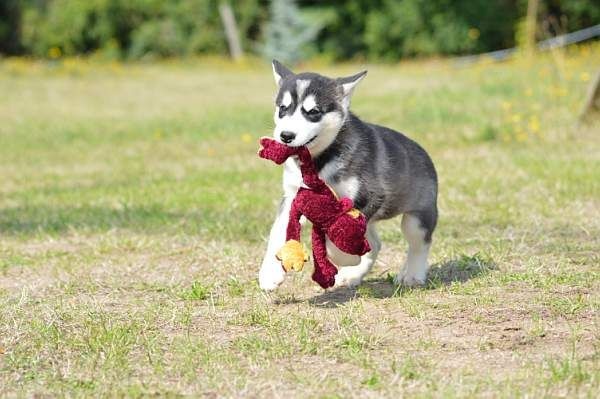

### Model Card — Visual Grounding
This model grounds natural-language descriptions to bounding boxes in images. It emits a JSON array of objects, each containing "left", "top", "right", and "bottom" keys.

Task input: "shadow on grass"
[
  {"left": 0, "top": 204, "right": 265, "bottom": 242},
  {"left": 309, "top": 253, "right": 496, "bottom": 307},
  {"left": 0, "top": 204, "right": 188, "bottom": 235}
]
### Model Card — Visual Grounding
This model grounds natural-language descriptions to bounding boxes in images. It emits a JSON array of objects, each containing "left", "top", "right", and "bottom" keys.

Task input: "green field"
[{"left": 1, "top": 46, "right": 599, "bottom": 397}]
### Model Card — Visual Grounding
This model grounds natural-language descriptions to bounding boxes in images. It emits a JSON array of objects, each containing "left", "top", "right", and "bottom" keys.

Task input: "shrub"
[
  {"left": 18, "top": 0, "right": 264, "bottom": 59},
  {"left": 0, "top": 0, "right": 22, "bottom": 54},
  {"left": 3, "top": 0, "right": 600, "bottom": 60},
  {"left": 318, "top": 0, "right": 520, "bottom": 60}
]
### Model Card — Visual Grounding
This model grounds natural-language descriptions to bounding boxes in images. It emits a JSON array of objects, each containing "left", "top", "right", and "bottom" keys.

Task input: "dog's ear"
[
  {"left": 337, "top": 70, "right": 367, "bottom": 107},
  {"left": 272, "top": 60, "right": 294, "bottom": 86}
]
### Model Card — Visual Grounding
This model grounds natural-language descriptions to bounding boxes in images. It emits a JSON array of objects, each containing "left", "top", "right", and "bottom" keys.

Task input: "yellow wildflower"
[
  {"left": 501, "top": 101, "right": 512, "bottom": 111},
  {"left": 557, "top": 87, "right": 567, "bottom": 97},
  {"left": 580, "top": 72, "right": 590, "bottom": 82},
  {"left": 548, "top": 86, "right": 567, "bottom": 97},
  {"left": 528, "top": 116, "right": 540, "bottom": 133},
  {"left": 468, "top": 28, "right": 480, "bottom": 40},
  {"left": 241, "top": 133, "right": 252, "bottom": 143},
  {"left": 110, "top": 61, "right": 123, "bottom": 73},
  {"left": 48, "top": 47, "right": 61, "bottom": 59}
]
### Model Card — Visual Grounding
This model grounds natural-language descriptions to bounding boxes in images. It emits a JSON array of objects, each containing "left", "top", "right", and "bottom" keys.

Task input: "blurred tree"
[
  {"left": 543, "top": 0, "right": 600, "bottom": 33},
  {"left": 2, "top": 0, "right": 599, "bottom": 59},
  {"left": 311, "top": 0, "right": 377, "bottom": 60},
  {"left": 580, "top": 70, "right": 600, "bottom": 122},
  {"left": 0, "top": 0, "right": 22, "bottom": 54},
  {"left": 219, "top": 2, "right": 244, "bottom": 60},
  {"left": 17, "top": 0, "right": 266, "bottom": 59},
  {"left": 316, "top": 0, "right": 520, "bottom": 60},
  {"left": 260, "top": 0, "right": 319, "bottom": 65},
  {"left": 524, "top": 0, "right": 540, "bottom": 55},
  {"left": 128, "top": 0, "right": 226, "bottom": 59}
]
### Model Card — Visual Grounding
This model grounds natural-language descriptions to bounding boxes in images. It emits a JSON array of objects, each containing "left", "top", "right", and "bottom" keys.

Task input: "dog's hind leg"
[
  {"left": 334, "top": 223, "right": 381, "bottom": 288},
  {"left": 395, "top": 211, "right": 436, "bottom": 286}
]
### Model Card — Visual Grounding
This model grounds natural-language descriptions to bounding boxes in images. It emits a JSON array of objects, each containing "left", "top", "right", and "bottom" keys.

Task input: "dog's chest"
[{"left": 284, "top": 157, "right": 360, "bottom": 201}]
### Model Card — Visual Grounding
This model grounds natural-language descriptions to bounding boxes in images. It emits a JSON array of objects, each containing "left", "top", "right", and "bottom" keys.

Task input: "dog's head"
[{"left": 271, "top": 60, "right": 366, "bottom": 154}]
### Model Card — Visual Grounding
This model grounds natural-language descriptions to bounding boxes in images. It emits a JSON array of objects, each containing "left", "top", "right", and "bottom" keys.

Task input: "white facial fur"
[
  {"left": 272, "top": 70, "right": 366, "bottom": 156},
  {"left": 302, "top": 95, "right": 316, "bottom": 112},
  {"left": 281, "top": 91, "right": 292, "bottom": 107},
  {"left": 306, "top": 112, "right": 344, "bottom": 156},
  {"left": 273, "top": 80, "right": 344, "bottom": 154},
  {"left": 273, "top": 104, "right": 343, "bottom": 155},
  {"left": 296, "top": 80, "right": 310, "bottom": 99}
]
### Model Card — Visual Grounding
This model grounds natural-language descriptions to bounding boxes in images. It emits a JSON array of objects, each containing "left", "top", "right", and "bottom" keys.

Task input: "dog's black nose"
[{"left": 280, "top": 131, "right": 296, "bottom": 144}]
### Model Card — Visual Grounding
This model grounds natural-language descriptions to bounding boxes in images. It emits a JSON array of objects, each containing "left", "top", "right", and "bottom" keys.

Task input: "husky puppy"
[{"left": 259, "top": 60, "right": 438, "bottom": 291}]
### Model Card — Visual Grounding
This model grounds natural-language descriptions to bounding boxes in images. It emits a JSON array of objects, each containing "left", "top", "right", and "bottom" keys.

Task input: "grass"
[{"left": 1, "top": 44, "right": 599, "bottom": 397}]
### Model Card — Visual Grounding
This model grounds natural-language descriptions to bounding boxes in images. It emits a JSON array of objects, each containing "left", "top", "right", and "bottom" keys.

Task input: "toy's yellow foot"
[
  {"left": 347, "top": 208, "right": 361, "bottom": 218},
  {"left": 276, "top": 240, "right": 309, "bottom": 272}
]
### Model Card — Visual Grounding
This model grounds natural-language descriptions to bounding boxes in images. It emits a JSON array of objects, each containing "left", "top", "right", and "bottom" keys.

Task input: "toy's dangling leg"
[
  {"left": 286, "top": 194, "right": 303, "bottom": 241},
  {"left": 311, "top": 226, "right": 338, "bottom": 288},
  {"left": 276, "top": 194, "right": 309, "bottom": 272}
]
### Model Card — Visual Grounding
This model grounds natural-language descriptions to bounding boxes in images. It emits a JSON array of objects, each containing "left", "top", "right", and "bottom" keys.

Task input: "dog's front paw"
[
  {"left": 259, "top": 260, "right": 285, "bottom": 291},
  {"left": 334, "top": 267, "right": 364, "bottom": 288},
  {"left": 393, "top": 271, "right": 426, "bottom": 287}
]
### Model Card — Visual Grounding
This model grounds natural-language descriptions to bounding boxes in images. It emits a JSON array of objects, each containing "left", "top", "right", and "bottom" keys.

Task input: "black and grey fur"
[{"left": 259, "top": 60, "right": 438, "bottom": 290}]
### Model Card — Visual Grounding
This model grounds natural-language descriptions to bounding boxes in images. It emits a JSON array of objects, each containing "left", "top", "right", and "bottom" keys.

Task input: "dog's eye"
[
  {"left": 305, "top": 108, "right": 321, "bottom": 116},
  {"left": 278, "top": 105, "right": 287, "bottom": 117}
]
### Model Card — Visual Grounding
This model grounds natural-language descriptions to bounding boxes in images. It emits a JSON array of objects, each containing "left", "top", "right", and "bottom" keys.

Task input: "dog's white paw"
[
  {"left": 394, "top": 271, "right": 426, "bottom": 287},
  {"left": 259, "top": 261, "right": 285, "bottom": 291},
  {"left": 334, "top": 267, "right": 365, "bottom": 288}
]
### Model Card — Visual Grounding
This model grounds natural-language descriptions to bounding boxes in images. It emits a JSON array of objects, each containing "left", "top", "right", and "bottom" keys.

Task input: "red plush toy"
[{"left": 258, "top": 137, "right": 371, "bottom": 288}]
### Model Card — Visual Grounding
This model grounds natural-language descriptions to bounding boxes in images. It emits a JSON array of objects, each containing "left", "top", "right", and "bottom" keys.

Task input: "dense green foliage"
[
  {"left": 14, "top": 0, "right": 267, "bottom": 59},
  {"left": 317, "top": 0, "right": 519, "bottom": 59},
  {"left": 0, "top": 0, "right": 599, "bottom": 59},
  {"left": 544, "top": 0, "right": 600, "bottom": 33},
  {"left": 315, "top": 0, "right": 600, "bottom": 60},
  {"left": 0, "top": 0, "right": 22, "bottom": 54}
]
